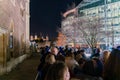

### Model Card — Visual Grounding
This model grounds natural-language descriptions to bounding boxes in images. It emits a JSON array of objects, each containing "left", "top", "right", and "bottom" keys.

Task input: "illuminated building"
[
  {"left": 62, "top": 0, "right": 120, "bottom": 48},
  {"left": 78, "top": 0, "right": 120, "bottom": 47},
  {"left": 0, "top": 0, "right": 30, "bottom": 74}
]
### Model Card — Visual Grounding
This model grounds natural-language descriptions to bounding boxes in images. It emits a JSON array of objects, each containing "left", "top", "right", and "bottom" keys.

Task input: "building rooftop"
[{"left": 77, "top": 0, "right": 120, "bottom": 10}]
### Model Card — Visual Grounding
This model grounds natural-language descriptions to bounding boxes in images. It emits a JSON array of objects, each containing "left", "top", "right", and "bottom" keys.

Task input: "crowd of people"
[{"left": 35, "top": 45, "right": 120, "bottom": 80}]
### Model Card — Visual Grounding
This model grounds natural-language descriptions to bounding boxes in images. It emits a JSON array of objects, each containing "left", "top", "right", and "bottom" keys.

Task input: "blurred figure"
[
  {"left": 104, "top": 49, "right": 120, "bottom": 80},
  {"left": 92, "top": 58, "right": 103, "bottom": 77},
  {"left": 65, "top": 54, "right": 78, "bottom": 78},
  {"left": 56, "top": 54, "right": 65, "bottom": 62},
  {"left": 91, "top": 46, "right": 101, "bottom": 59},
  {"left": 45, "top": 54, "right": 56, "bottom": 64},
  {"left": 101, "top": 50, "right": 110, "bottom": 64},
  {"left": 41, "top": 54, "right": 56, "bottom": 80},
  {"left": 83, "top": 60, "right": 96, "bottom": 76},
  {"left": 50, "top": 46, "right": 59, "bottom": 56},
  {"left": 74, "top": 58, "right": 86, "bottom": 75},
  {"left": 78, "top": 50, "right": 87, "bottom": 59},
  {"left": 75, "top": 54, "right": 83, "bottom": 62},
  {"left": 80, "top": 60, "right": 103, "bottom": 80},
  {"left": 45, "top": 61, "right": 70, "bottom": 80}
]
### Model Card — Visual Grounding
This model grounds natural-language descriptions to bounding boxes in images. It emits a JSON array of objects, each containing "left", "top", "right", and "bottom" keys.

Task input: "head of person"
[
  {"left": 50, "top": 46, "right": 58, "bottom": 56},
  {"left": 92, "top": 57, "right": 103, "bottom": 77},
  {"left": 80, "top": 49, "right": 85, "bottom": 55},
  {"left": 56, "top": 54, "right": 65, "bottom": 62},
  {"left": 78, "top": 58, "right": 86, "bottom": 68},
  {"left": 75, "top": 54, "right": 83, "bottom": 62},
  {"left": 83, "top": 60, "right": 96, "bottom": 76},
  {"left": 45, "top": 54, "right": 56, "bottom": 64},
  {"left": 104, "top": 49, "right": 120, "bottom": 80},
  {"left": 66, "top": 51, "right": 75, "bottom": 58},
  {"left": 102, "top": 50, "right": 110, "bottom": 64},
  {"left": 45, "top": 61, "right": 70, "bottom": 80}
]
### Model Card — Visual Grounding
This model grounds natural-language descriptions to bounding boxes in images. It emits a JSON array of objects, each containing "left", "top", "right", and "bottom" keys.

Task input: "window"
[
  {"left": 114, "top": 18, "right": 119, "bottom": 24},
  {"left": 107, "top": 0, "right": 111, "bottom": 3},
  {"left": 10, "top": 32, "right": 13, "bottom": 49},
  {"left": 107, "top": 12, "right": 111, "bottom": 18},
  {"left": 9, "top": 20, "right": 14, "bottom": 49}
]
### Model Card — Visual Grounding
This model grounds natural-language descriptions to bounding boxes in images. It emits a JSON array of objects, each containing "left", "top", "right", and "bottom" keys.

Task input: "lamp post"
[
  {"left": 111, "top": 23, "right": 114, "bottom": 47},
  {"left": 104, "top": 0, "right": 108, "bottom": 49}
]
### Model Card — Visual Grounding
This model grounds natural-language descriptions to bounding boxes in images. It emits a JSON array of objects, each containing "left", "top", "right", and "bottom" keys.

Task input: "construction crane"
[{"left": 63, "top": 0, "right": 100, "bottom": 17}]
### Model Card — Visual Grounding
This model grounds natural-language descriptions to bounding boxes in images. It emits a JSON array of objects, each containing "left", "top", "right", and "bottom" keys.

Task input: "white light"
[{"left": 85, "top": 53, "right": 91, "bottom": 58}]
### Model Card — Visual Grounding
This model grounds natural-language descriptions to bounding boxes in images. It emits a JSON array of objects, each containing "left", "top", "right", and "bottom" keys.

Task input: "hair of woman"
[
  {"left": 45, "top": 61, "right": 70, "bottom": 80},
  {"left": 104, "top": 49, "right": 120, "bottom": 80}
]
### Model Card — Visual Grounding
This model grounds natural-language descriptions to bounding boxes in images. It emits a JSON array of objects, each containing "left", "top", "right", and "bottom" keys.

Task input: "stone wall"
[{"left": 0, "top": 0, "right": 30, "bottom": 74}]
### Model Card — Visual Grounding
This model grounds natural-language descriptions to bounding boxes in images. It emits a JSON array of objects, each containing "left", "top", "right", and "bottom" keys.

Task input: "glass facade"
[{"left": 78, "top": 0, "right": 120, "bottom": 47}]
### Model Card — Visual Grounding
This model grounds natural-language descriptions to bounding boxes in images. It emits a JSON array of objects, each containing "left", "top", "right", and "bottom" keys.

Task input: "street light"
[
  {"left": 111, "top": 23, "right": 114, "bottom": 47},
  {"left": 104, "top": 0, "right": 108, "bottom": 49}
]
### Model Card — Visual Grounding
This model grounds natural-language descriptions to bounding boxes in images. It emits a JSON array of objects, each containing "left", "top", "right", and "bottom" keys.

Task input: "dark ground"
[{"left": 0, "top": 53, "right": 40, "bottom": 80}]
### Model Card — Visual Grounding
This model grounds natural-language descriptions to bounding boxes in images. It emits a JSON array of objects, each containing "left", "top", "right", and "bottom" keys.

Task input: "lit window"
[
  {"left": 107, "top": 13, "right": 111, "bottom": 18},
  {"left": 9, "top": 20, "right": 14, "bottom": 49},
  {"left": 107, "top": 0, "right": 111, "bottom": 3},
  {"left": 119, "top": 18, "right": 120, "bottom": 23},
  {"left": 114, "top": 18, "right": 119, "bottom": 24},
  {"left": 10, "top": 32, "right": 13, "bottom": 49}
]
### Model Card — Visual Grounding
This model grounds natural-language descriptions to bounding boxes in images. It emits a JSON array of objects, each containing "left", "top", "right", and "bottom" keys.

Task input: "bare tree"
[
  {"left": 58, "top": 25, "right": 74, "bottom": 43},
  {"left": 74, "top": 16, "right": 107, "bottom": 52},
  {"left": 60, "top": 15, "right": 112, "bottom": 53}
]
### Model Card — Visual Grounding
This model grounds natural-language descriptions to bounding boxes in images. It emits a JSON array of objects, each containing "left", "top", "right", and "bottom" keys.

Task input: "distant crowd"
[{"left": 35, "top": 45, "right": 120, "bottom": 80}]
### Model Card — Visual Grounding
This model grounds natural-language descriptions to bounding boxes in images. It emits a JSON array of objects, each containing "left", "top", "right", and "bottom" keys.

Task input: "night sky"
[{"left": 30, "top": 0, "right": 82, "bottom": 39}]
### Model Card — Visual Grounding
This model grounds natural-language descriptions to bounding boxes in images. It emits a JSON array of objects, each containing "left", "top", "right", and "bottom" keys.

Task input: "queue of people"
[{"left": 35, "top": 45, "right": 120, "bottom": 80}]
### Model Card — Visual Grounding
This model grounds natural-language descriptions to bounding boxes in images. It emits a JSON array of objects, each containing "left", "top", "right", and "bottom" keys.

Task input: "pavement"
[{"left": 0, "top": 53, "right": 40, "bottom": 80}]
